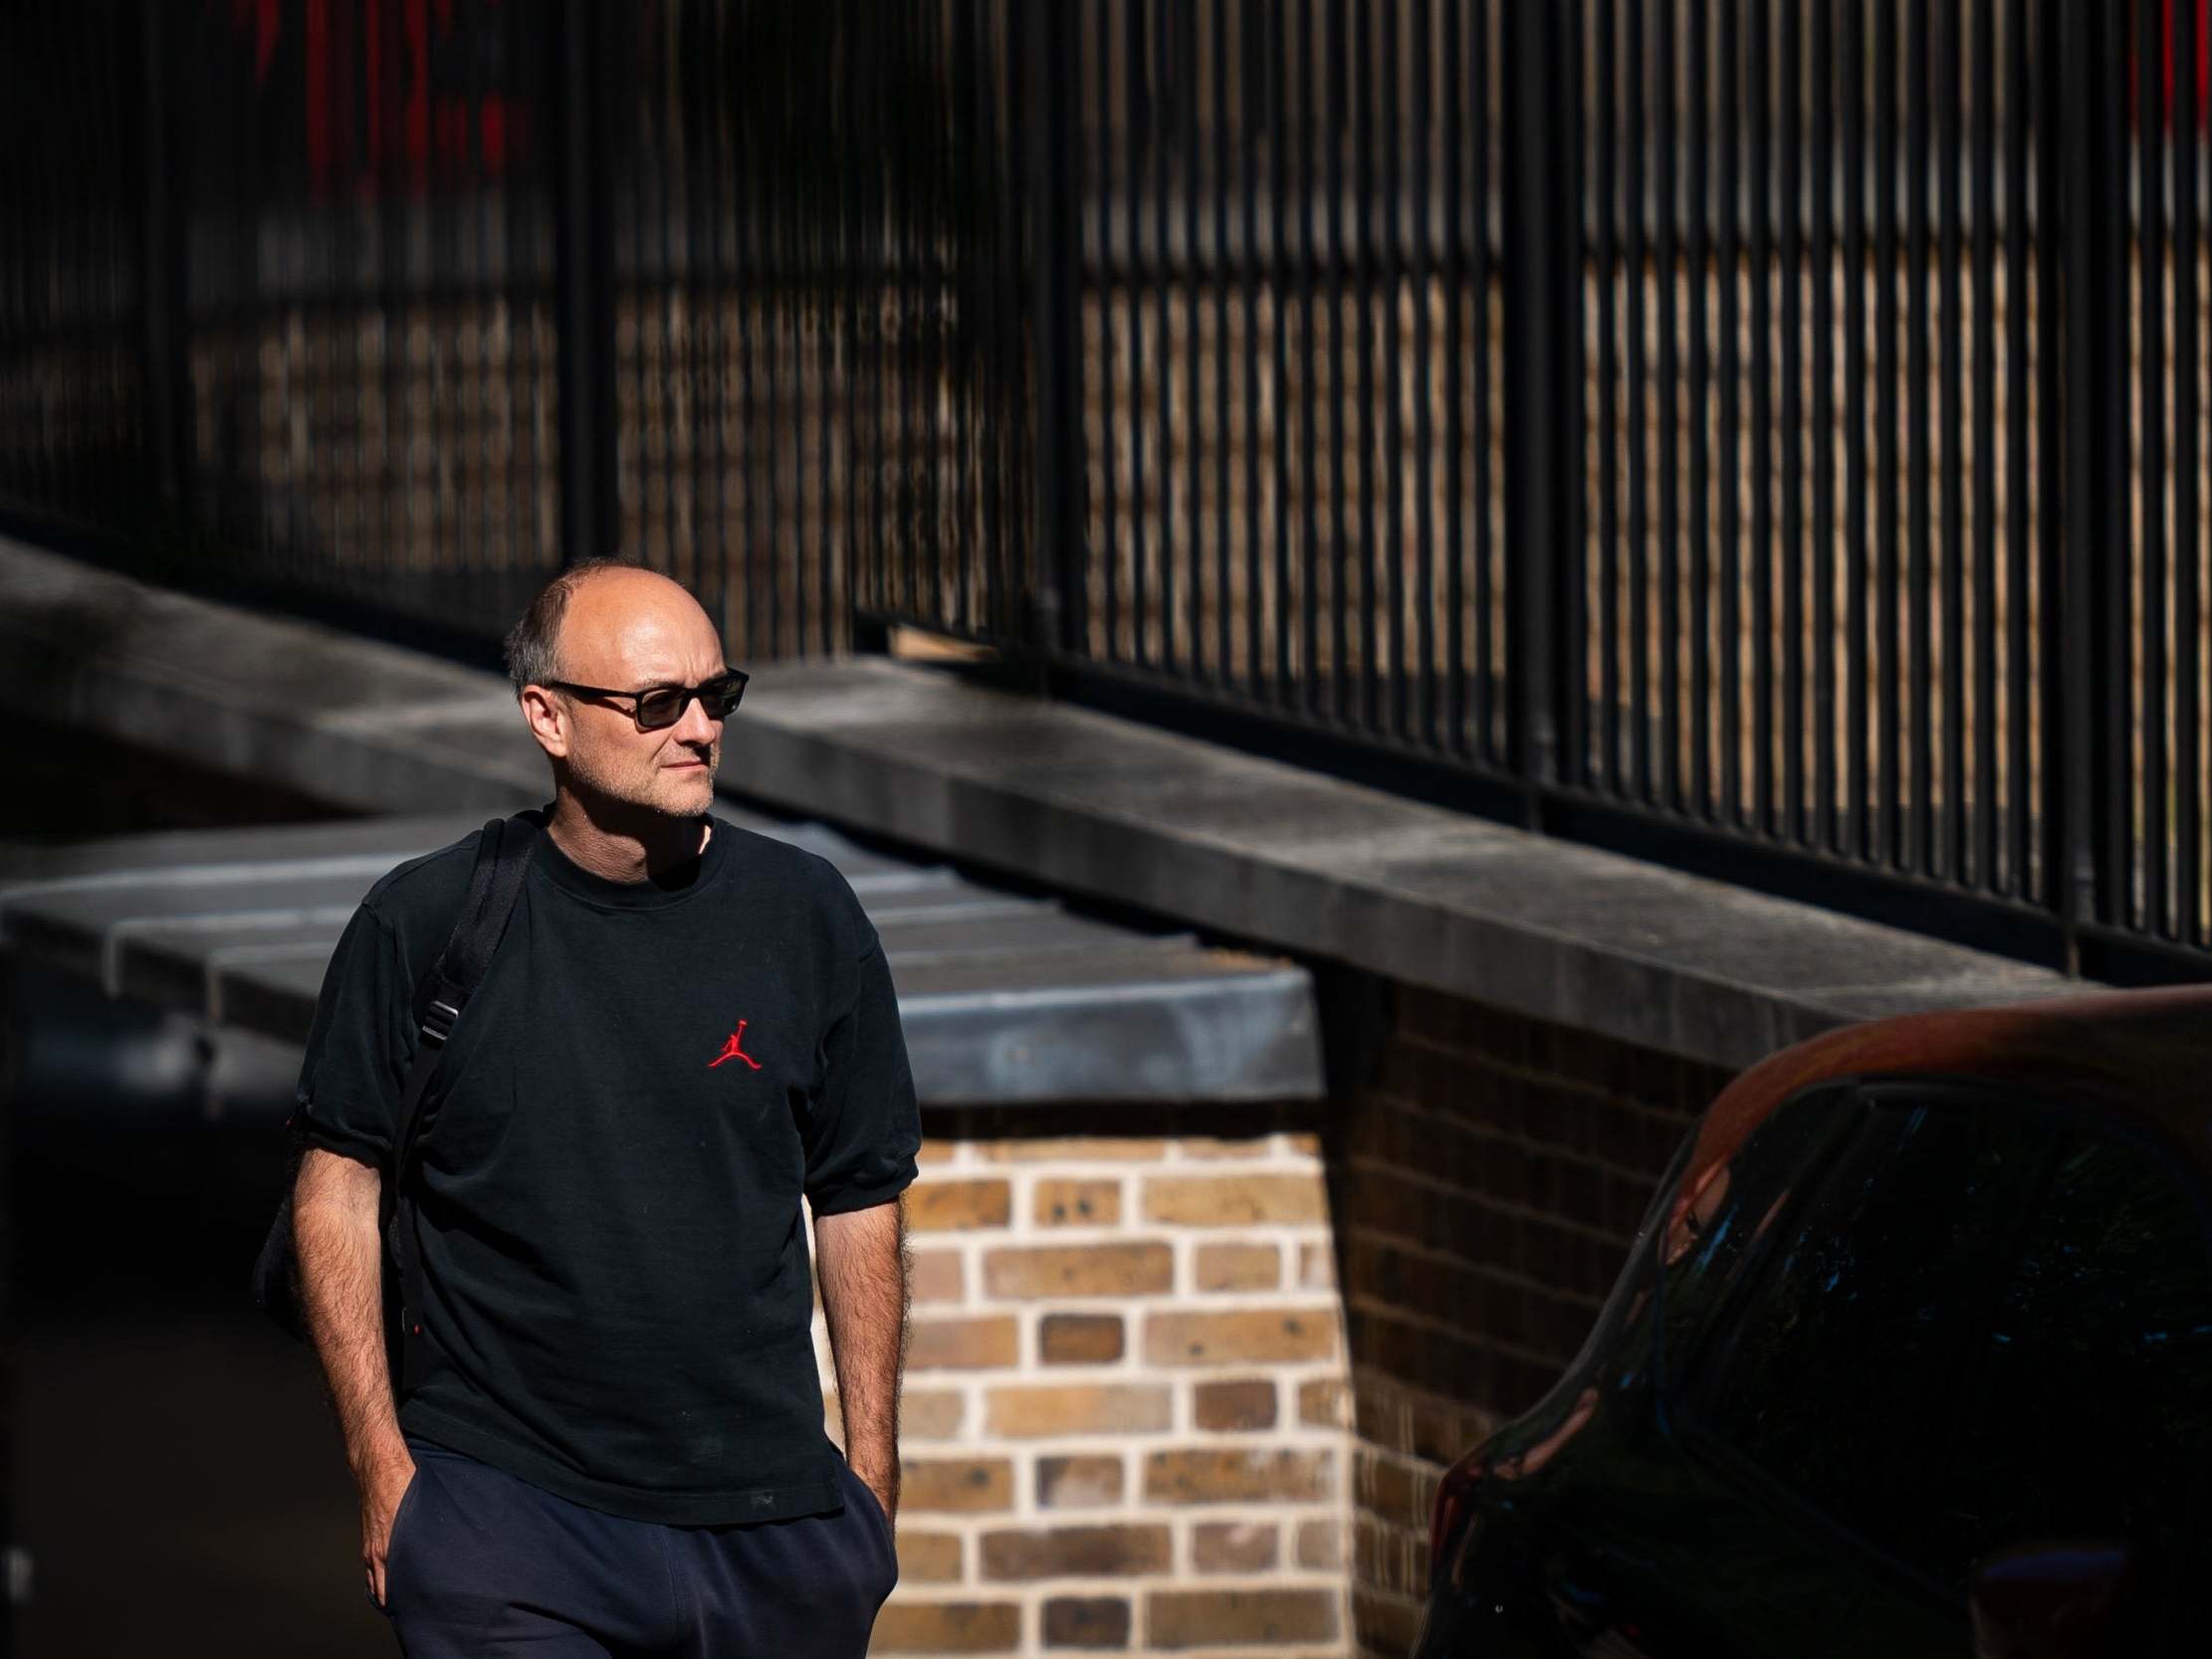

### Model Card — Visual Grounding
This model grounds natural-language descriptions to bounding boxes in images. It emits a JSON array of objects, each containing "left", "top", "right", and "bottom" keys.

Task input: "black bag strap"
[{"left": 387, "top": 809, "right": 543, "bottom": 1383}]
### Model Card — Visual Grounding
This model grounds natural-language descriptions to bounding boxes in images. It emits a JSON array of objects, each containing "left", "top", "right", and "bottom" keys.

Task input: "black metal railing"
[{"left": 4, "top": 1, "right": 2210, "bottom": 981}]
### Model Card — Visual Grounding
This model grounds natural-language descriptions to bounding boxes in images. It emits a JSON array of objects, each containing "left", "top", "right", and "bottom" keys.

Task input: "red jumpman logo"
[{"left": 708, "top": 1020, "right": 763, "bottom": 1071}]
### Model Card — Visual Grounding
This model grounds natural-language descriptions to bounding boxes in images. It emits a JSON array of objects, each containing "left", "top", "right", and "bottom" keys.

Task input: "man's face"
[{"left": 524, "top": 569, "right": 728, "bottom": 818}]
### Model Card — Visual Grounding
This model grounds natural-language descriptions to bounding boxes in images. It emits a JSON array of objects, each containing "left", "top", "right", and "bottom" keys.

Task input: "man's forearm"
[
  {"left": 813, "top": 1197, "right": 909, "bottom": 1514},
  {"left": 294, "top": 1147, "right": 408, "bottom": 1485}
]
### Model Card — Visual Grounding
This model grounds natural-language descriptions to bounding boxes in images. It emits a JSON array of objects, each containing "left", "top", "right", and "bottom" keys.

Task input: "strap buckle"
[{"left": 419, "top": 998, "right": 461, "bottom": 1047}]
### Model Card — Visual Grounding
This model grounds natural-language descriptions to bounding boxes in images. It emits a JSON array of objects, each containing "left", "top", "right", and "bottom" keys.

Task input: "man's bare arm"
[
  {"left": 812, "top": 1197, "right": 909, "bottom": 1524},
  {"left": 293, "top": 1145, "right": 414, "bottom": 1605}
]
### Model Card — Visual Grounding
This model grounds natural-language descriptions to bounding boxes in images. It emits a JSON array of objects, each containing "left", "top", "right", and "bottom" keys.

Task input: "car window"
[
  {"left": 1649, "top": 1085, "right": 1858, "bottom": 1394},
  {"left": 1933, "top": 1124, "right": 2212, "bottom": 1592},
  {"left": 1686, "top": 1098, "right": 2061, "bottom": 1585}
]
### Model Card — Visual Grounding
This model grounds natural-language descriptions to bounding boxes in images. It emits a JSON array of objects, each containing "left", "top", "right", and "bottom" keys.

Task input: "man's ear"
[{"left": 520, "top": 686, "right": 571, "bottom": 759}]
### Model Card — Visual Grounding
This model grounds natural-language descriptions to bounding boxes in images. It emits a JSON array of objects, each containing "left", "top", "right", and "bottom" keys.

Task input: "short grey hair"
[{"left": 504, "top": 558, "right": 634, "bottom": 699}]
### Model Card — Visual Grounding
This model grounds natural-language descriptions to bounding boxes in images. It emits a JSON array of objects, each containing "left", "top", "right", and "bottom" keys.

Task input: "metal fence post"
[
  {"left": 1024, "top": 0, "right": 1084, "bottom": 685},
  {"left": 553, "top": 0, "right": 618, "bottom": 567},
  {"left": 137, "top": 0, "right": 189, "bottom": 520},
  {"left": 1500, "top": 0, "right": 1569, "bottom": 817},
  {"left": 2054, "top": 0, "right": 2124, "bottom": 970}
]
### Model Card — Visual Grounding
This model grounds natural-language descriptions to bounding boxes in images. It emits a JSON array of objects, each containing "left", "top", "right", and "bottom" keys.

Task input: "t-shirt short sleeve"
[
  {"left": 802, "top": 937, "right": 922, "bottom": 1214},
  {"left": 293, "top": 901, "right": 415, "bottom": 1168}
]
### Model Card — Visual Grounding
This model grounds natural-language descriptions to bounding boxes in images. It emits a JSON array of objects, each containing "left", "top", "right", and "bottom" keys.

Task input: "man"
[{"left": 291, "top": 560, "right": 919, "bottom": 1656}]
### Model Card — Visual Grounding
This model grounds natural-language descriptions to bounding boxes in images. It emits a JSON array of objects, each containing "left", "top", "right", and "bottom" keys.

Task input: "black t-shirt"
[{"left": 293, "top": 811, "right": 921, "bottom": 1526}]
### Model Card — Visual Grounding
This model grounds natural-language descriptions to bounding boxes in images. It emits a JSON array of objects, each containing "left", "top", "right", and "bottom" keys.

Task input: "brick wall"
[
  {"left": 805, "top": 980, "right": 1740, "bottom": 1659},
  {"left": 1333, "top": 984, "right": 1734, "bottom": 1659},
  {"left": 817, "top": 1105, "right": 1355, "bottom": 1658}
]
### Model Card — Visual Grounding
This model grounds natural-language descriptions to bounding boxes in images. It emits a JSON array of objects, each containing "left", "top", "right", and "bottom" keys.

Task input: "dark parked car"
[{"left": 1414, "top": 983, "right": 2212, "bottom": 1659}]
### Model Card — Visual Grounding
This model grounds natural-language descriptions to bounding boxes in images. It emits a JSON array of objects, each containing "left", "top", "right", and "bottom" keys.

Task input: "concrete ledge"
[{"left": 0, "top": 537, "right": 2090, "bottom": 1073}]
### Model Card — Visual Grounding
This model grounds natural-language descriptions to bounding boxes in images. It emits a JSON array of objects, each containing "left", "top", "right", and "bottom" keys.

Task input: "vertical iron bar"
[
  {"left": 1748, "top": 0, "right": 1774, "bottom": 837},
  {"left": 1813, "top": 0, "right": 1838, "bottom": 855},
  {"left": 1688, "top": 0, "right": 1713, "bottom": 818},
  {"left": 1028, "top": 0, "right": 1084, "bottom": 670},
  {"left": 1876, "top": 0, "right": 1901, "bottom": 870},
  {"left": 1502, "top": 0, "right": 1565, "bottom": 803},
  {"left": 1295, "top": 0, "right": 1320, "bottom": 715},
  {"left": 1127, "top": 0, "right": 1149, "bottom": 666},
  {"left": 1973, "top": 0, "right": 1999, "bottom": 894},
  {"left": 553, "top": 0, "right": 616, "bottom": 566},
  {"left": 2139, "top": 0, "right": 2169, "bottom": 934},
  {"left": 1845, "top": 0, "right": 1871, "bottom": 864},
  {"left": 2005, "top": 0, "right": 2034, "bottom": 901},
  {"left": 2179, "top": 0, "right": 2203, "bottom": 942},
  {"left": 1413, "top": 0, "right": 1437, "bottom": 751},
  {"left": 1469, "top": 0, "right": 1492, "bottom": 762},
  {"left": 1907, "top": 0, "right": 1932, "bottom": 874},
  {"left": 1626, "top": 0, "right": 1649, "bottom": 801},
  {"left": 1098, "top": 0, "right": 1120, "bottom": 660},
  {"left": 1355, "top": 0, "right": 1379, "bottom": 730},
  {"left": 1719, "top": 0, "right": 1743, "bottom": 827},
  {"left": 1442, "top": 0, "right": 1466, "bottom": 754},
  {"left": 1328, "top": 0, "right": 1349, "bottom": 725},
  {"left": 1780, "top": 0, "right": 1805, "bottom": 847},
  {"left": 1657, "top": 0, "right": 1681, "bottom": 816},
  {"left": 1595, "top": 0, "right": 1619, "bottom": 792},
  {"left": 1157, "top": 0, "right": 1179, "bottom": 673},
  {"left": 138, "top": 0, "right": 188, "bottom": 520},
  {"left": 1220, "top": 0, "right": 1238, "bottom": 690},
  {"left": 1271, "top": 0, "right": 1295, "bottom": 705},
  {"left": 1938, "top": 0, "right": 1966, "bottom": 885},
  {"left": 1933, "top": 0, "right": 1962, "bottom": 882},
  {"left": 1383, "top": 0, "right": 1409, "bottom": 742}
]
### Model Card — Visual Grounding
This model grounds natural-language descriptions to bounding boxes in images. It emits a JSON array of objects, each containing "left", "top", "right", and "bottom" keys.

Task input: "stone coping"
[{"left": 0, "top": 537, "right": 2088, "bottom": 1074}]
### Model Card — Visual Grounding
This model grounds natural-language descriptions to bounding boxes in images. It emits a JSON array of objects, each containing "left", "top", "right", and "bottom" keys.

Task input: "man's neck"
[{"left": 545, "top": 795, "right": 711, "bottom": 886}]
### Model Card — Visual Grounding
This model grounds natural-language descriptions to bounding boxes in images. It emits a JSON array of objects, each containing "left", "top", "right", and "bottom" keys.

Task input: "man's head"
[{"left": 506, "top": 560, "right": 728, "bottom": 820}]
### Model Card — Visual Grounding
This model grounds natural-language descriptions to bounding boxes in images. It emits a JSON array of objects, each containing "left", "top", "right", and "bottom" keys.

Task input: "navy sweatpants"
[{"left": 378, "top": 1438, "right": 898, "bottom": 1658}]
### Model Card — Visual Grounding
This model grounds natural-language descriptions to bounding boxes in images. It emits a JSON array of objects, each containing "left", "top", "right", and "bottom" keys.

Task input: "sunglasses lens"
[
  {"left": 704, "top": 678, "right": 744, "bottom": 718},
  {"left": 636, "top": 689, "right": 684, "bottom": 728}
]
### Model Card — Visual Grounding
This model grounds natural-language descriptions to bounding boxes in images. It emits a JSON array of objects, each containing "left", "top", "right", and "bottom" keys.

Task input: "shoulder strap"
[{"left": 388, "top": 809, "right": 542, "bottom": 1383}]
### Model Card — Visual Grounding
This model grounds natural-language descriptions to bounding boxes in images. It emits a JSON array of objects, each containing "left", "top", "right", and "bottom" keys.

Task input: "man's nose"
[{"left": 669, "top": 694, "right": 720, "bottom": 745}]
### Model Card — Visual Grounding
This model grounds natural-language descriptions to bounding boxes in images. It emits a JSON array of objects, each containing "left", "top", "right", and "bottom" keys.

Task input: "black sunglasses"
[{"left": 544, "top": 667, "right": 749, "bottom": 731}]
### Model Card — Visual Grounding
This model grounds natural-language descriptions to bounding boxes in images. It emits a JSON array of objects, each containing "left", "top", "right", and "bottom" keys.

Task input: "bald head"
[
  {"left": 507, "top": 561, "right": 730, "bottom": 820},
  {"left": 505, "top": 560, "right": 719, "bottom": 696}
]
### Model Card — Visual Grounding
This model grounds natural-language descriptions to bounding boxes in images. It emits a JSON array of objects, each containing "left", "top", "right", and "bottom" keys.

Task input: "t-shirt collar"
[{"left": 531, "top": 812, "right": 728, "bottom": 911}]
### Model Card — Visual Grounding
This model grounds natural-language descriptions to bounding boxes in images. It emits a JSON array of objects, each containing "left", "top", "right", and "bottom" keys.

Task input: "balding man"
[{"left": 290, "top": 560, "right": 918, "bottom": 1657}]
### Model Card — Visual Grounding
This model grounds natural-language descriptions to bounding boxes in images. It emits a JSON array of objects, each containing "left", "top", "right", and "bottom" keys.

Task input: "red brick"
[
  {"left": 1297, "top": 1376, "right": 1351, "bottom": 1429},
  {"left": 899, "top": 1389, "right": 965, "bottom": 1440},
  {"left": 1144, "top": 1173, "right": 1328, "bottom": 1225},
  {"left": 1193, "top": 1378, "right": 1277, "bottom": 1432},
  {"left": 1042, "top": 1597, "right": 1131, "bottom": 1650},
  {"left": 1143, "top": 1448, "right": 1335, "bottom": 1505},
  {"left": 871, "top": 1600, "right": 1022, "bottom": 1653},
  {"left": 905, "top": 1178, "right": 1013, "bottom": 1232},
  {"left": 902, "top": 1457, "right": 1015, "bottom": 1513},
  {"left": 1034, "top": 1177, "right": 1123, "bottom": 1226},
  {"left": 984, "top": 1243, "right": 1173, "bottom": 1299},
  {"left": 1193, "top": 1242, "right": 1280, "bottom": 1291},
  {"left": 898, "top": 1531, "right": 965, "bottom": 1582},
  {"left": 909, "top": 1315, "right": 1018, "bottom": 1370},
  {"left": 1039, "top": 1313, "right": 1126, "bottom": 1364},
  {"left": 1297, "top": 1240, "right": 1336, "bottom": 1288},
  {"left": 1036, "top": 1454, "right": 1125, "bottom": 1509},
  {"left": 911, "top": 1249, "right": 965, "bottom": 1303},
  {"left": 1145, "top": 1588, "right": 1338, "bottom": 1646},
  {"left": 981, "top": 1525, "right": 1171, "bottom": 1579},
  {"left": 1192, "top": 1520, "right": 1278, "bottom": 1573},
  {"left": 1144, "top": 1308, "right": 1338, "bottom": 1366},
  {"left": 979, "top": 1138, "right": 1166, "bottom": 1161},
  {"left": 1296, "top": 1518, "right": 1346, "bottom": 1569},
  {"left": 987, "top": 1384, "right": 1173, "bottom": 1439}
]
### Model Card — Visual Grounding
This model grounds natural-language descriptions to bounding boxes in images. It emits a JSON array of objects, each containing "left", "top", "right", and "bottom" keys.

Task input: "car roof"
[{"left": 1686, "top": 982, "right": 2212, "bottom": 1192}]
